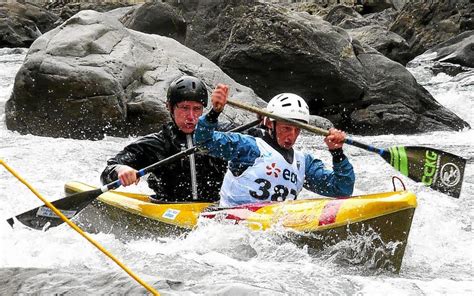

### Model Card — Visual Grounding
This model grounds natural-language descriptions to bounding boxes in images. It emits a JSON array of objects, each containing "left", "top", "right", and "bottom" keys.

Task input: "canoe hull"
[
  {"left": 72, "top": 199, "right": 189, "bottom": 239},
  {"left": 65, "top": 181, "right": 416, "bottom": 272},
  {"left": 290, "top": 207, "right": 415, "bottom": 272}
]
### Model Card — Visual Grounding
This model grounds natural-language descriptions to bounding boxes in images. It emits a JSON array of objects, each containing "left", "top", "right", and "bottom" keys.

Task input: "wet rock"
[
  {"left": 44, "top": 0, "right": 135, "bottom": 22},
  {"left": 104, "top": 6, "right": 138, "bottom": 20},
  {"left": 358, "top": 0, "right": 392, "bottom": 14},
  {"left": 164, "top": 0, "right": 468, "bottom": 134},
  {"left": 390, "top": 0, "right": 474, "bottom": 61},
  {"left": 363, "top": 8, "right": 398, "bottom": 29},
  {"left": 391, "top": 0, "right": 408, "bottom": 11},
  {"left": 324, "top": 5, "right": 367, "bottom": 29},
  {"left": 5, "top": 10, "right": 263, "bottom": 140},
  {"left": 324, "top": 6, "right": 398, "bottom": 30},
  {"left": 0, "top": 2, "right": 59, "bottom": 48},
  {"left": 309, "top": 115, "right": 334, "bottom": 131},
  {"left": 121, "top": 2, "right": 187, "bottom": 43},
  {"left": 347, "top": 25, "right": 411, "bottom": 65},
  {"left": 323, "top": 6, "right": 410, "bottom": 64},
  {"left": 336, "top": 47, "right": 469, "bottom": 134},
  {"left": 431, "top": 63, "right": 470, "bottom": 77},
  {"left": 0, "top": 267, "right": 154, "bottom": 295},
  {"left": 280, "top": 2, "right": 332, "bottom": 18},
  {"left": 426, "top": 30, "right": 474, "bottom": 68}
]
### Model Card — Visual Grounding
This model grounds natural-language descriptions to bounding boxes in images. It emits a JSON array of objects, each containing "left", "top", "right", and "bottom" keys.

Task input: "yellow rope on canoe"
[{"left": 1, "top": 159, "right": 159, "bottom": 295}]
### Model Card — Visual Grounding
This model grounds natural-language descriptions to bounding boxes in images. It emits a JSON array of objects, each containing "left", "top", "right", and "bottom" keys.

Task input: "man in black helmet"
[{"left": 100, "top": 75, "right": 232, "bottom": 202}]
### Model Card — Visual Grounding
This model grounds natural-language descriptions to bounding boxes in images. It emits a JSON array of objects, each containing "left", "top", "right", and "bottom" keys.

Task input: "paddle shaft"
[
  {"left": 227, "top": 99, "right": 387, "bottom": 155},
  {"left": 102, "top": 118, "right": 262, "bottom": 192},
  {"left": 7, "top": 119, "right": 261, "bottom": 230},
  {"left": 227, "top": 99, "right": 466, "bottom": 198}
]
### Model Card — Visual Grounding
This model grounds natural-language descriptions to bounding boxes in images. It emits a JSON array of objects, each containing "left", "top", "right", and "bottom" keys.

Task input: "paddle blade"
[
  {"left": 7, "top": 188, "right": 103, "bottom": 230},
  {"left": 382, "top": 146, "right": 466, "bottom": 198}
]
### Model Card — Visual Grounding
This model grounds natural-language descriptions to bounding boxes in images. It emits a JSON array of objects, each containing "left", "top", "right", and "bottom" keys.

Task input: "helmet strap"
[
  {"left": 166, "top": 102, "right": 176, "bottom": 121},
  {"left": 263, "top": 117, "right": 277, "bottom": 139},
  {"left": 272, "top": 121, "right": 278, "bottom": 140}
]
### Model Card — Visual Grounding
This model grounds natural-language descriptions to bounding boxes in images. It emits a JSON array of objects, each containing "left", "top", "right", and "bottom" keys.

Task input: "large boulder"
[
  {"left": 164, "top": 0, "right": 468, "bottom": 134},
  {"left": 43, "top": 0, "right": 135, "bottom": 22},
  {"left": 323, "top": 6, "right": 398, "bottom": 30},
  {"left": 5, "top": 10, "right": 263, "bottom": 140},
  {"left": 0, "top": 2, "right": 59, "bottom": 48},
  {"left": 425, "top": 30, "right": 474, "bottom": 68},
  {"left": 347, "top": 50, "right": 464, "bottom": 134},
  {"left": 359, "top": 1, "right": 392, "bottom": 14},
  {"left": 278, "top": 2, "right": 332, "bottom": 18},
  {"left": 347, "top": 25, "right": 411, "bottom": 65},
  {"left": 363, "top": 8, "right": 399, "bottom": 29},
  {"left": 391, "top": 0, "right": 408, "bottom": 11},
  {"left": 104, "top": 6, "right": 138, "bottom": 20},
  {"left": 324, "top": 6, "right": 410, "bottom": 64},
  {"left": 390, "top": 0, "right": 474, "bottom": 61},
  {"left": 120, "top": 2, "right": 187, "bottom": 43},
  {"left": 324, "top": 5, "right": 369, "bottom": 29}
]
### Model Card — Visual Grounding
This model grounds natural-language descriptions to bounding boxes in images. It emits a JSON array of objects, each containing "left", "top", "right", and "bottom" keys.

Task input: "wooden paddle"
[
  {"left": 227, "top": 99, "right": 466, "bottom": 198},
  {"left": 7, "top": 119, "right": 260, "bottom": 230}
]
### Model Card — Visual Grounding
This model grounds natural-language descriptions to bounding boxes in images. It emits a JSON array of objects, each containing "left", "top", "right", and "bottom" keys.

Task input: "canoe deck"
[{"left": 65, "top": 181, "right": 417, "bottom": 272}]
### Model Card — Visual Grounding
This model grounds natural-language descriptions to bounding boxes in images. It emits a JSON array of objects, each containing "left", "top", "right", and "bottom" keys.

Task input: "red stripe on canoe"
[{"left": 318, "top": 199, "right": 344, "bottom": 226}]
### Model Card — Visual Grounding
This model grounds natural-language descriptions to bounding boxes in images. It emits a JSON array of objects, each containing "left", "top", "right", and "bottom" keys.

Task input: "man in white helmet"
[{"left": 194, "top": 84, "right": 355, "bottom": 207}]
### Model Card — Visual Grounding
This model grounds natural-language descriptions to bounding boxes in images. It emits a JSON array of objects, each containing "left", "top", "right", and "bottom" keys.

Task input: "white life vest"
[{"left": 219, "top": 138, "right": 306, "bottom": 207}]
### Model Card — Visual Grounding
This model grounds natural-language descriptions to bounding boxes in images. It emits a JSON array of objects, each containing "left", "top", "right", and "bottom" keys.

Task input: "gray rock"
[
  {"left": 360, "top": 1, "right": 392, "bottom": 13},
  {"left": 390, "top": 0, "right": 473, "bottom": 61},
  {"left": 321, "top": 6, "right": 410, "bottom": 64},
  {"left": 364, "top": 8, "right": 398, "bottom": 29},
  {"left": 431, "top": 63, "right": 470, "bottom": 77},
  {"left": 426, "top": 30, "right": 474, "bottom": 68},
  {"left": 104, "top": 5, "right": 138, "bottom": 20},
  {"left": 0, "top": 2, "right": 59, "bottom": 48},
  {"left": 350, "top": 52, "right": 467, "bottom": 134},
  {"left": 121, "top": 2, "right": 187, "bottom": 43},
  {"left": 324, "top": 5, "right": 364, "bottom": 28},
  {"left": 177, "top": 2, "right": 366, "bottom": 107},
  {"left": 347, "top": 25, "right": 411, "bottom": 65},
  {"left": 325, "top": 6, "right": 398, "bottom": 30},
  {"left": 5, "top": 10, "right": 263, "bottom": 140},
  {"left": 391, "top": 0, "right": 408, "bottom": 11},
  {"left": 166, "top": 0, "right": 468, "bottom": 134},
  {"left": 309, "top": 115, "right": 333, "bottom": 130},
  {"left": 44, "top": 0, "right": 136, "bottom": 22}
]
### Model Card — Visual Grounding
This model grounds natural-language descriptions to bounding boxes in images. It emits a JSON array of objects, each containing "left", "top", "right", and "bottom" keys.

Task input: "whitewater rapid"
[{"left": 0, "top": 48, "right": 472, "bottom": 295}]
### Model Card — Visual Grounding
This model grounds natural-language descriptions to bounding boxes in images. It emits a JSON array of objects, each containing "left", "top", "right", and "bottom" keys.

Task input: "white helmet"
[{"left": 266, "top": 93, "right": 310, "bottom": 124}]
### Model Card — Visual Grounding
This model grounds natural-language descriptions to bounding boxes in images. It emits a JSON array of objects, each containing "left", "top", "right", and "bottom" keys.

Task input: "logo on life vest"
[
  {"left": 266, "top": 163, "right": 281, "bottom": 177},
  {"left": 440, "top": 163, "right": 461, "bottom": 187},
  {"left": 265, "top": 163, "right": 298, "bottom": 184}
]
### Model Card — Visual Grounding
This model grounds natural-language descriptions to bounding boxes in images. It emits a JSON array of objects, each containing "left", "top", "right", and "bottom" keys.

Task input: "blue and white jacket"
[{"left": 194, "top": 115, "right": 355, "bottom": 207}]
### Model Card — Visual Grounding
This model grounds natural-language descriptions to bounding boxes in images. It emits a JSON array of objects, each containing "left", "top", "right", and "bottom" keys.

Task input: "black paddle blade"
[
  {"left": 7, "top": 188, "right": 103, "bottom": 230},
  {"left": 382, "top": 146, "right": 466, "bottom": 198}
]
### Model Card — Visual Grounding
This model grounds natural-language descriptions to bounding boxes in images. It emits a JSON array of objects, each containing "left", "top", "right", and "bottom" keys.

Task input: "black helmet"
[{"left": 167, "top": 75, "right": 208, "bottom": 108}]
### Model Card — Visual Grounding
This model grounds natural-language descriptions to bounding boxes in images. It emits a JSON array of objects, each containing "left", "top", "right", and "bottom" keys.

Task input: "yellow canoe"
[{"left": 65, "top": 181, "right": 417, "bottom": 272}]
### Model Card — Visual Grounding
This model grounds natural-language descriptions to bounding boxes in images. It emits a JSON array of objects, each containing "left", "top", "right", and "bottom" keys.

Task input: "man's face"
[
  {"left": 266, "top": 120, "right": 301, "bottom": 150},
  {"left": 172, "top": 101, "right": 204, "bottom": 134}
]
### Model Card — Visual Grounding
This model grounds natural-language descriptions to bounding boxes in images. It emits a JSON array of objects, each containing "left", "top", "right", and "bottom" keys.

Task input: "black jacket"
[{"left": 100, "top": 122, "right": 232, "bottom": 202}]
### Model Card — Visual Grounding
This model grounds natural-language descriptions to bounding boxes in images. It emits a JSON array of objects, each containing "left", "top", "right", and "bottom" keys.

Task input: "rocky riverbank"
[{"left": 1, "top": 0, "right": 472, "bottom": 139}]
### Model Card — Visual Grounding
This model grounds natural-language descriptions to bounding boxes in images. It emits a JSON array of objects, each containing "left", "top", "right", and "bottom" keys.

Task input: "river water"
[{"left": 0, "top": 48, "right": 472, "bottom": 295}]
